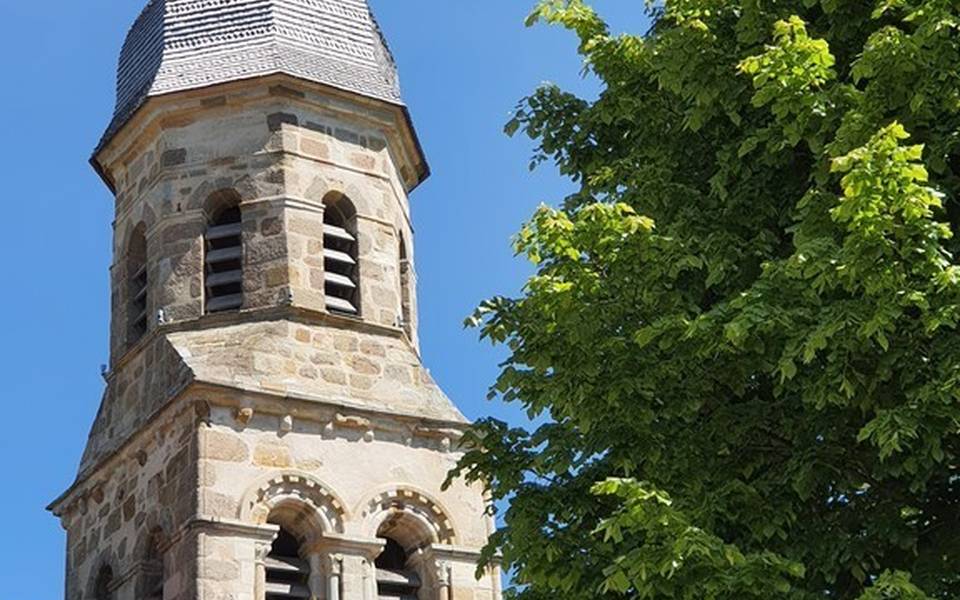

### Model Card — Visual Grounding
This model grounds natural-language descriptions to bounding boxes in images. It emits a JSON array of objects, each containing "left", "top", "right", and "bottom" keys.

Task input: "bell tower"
[{"left": 49, "top": 2, "right": 502, "bottom": 600}]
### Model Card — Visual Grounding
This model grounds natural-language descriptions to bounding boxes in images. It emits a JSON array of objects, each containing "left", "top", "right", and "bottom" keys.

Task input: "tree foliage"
[{"left": 450, "top": 1, "right": 960, "bottom": 598}]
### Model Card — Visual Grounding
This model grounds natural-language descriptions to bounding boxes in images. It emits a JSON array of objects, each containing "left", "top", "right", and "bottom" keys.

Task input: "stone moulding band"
[
  {"left": 360, "top": 486, "right": 457, "bottom": 546},
  {"left": 239, "top": 471, "right": 348, "bottom": 534}
]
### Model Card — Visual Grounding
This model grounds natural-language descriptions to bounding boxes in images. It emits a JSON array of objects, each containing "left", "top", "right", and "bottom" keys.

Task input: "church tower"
[{"left": 48, "top": 3, "right": 502, "bottom": 600}]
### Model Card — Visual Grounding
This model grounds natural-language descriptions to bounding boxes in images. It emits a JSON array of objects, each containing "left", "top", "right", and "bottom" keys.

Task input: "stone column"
[
  {"left": 362, "top": 558, "right": 378, "bottom": 600},
  {"left": 436, "top": 561, "right": 453, "bottom": 600},
  {"left": 188, "top": 518, "right": 277, "bottom": 600},
  {"left": 304, "top": 536, "right": 383, "bottom": 600},
  {"left": 326, "top": 554, "right": 343, "bottom": 600},
  {"left": 307, "top": 553, "right": 325, "bottom": 600},
  {"left": 254, "top": 541, "right": 272, "bottom": 600}
]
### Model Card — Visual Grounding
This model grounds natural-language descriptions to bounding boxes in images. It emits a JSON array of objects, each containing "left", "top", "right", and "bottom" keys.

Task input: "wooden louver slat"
[
  {"left": 376, "top": 568, "right": 422, "bottom": 587},
  {"left": 205, "top": 293, "right": 243, "bottom": 313},
  {"left": 264, "top": 582, "right": 311, "bottom": 599},
  {"left": 205, "top": 269, "right": 243, "bottom": 287},
  {"left": 324, "top": 223, "right": 355, "bottom": 242},
  {"left": 205, "top": 221, "right": 243, "bottom": 241},
  {"left": 325, "top": 295, "right": 358, "bottom": 314},
  {"left": 325, "top": 272, "right": 357, "bottom": 289},
  {"left": 264, "top": 533, "right": 310, "bottom": 600},
  {"left": 206, "top": 246, "right": 243, "bottom": 264},
  {"left": 323, "top": 247, "right": 356, "bottom": 266}
]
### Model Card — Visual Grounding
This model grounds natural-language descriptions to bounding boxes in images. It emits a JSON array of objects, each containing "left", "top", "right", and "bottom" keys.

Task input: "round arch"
[
  {"left": 85, "top": 549, "right": 118, "bottom": 600},
  {"left": 359, "top": 486, "right": 457, "bottom": 551},
  {"left": 238, "top": 472, "right": 347, "bottom": 536}
]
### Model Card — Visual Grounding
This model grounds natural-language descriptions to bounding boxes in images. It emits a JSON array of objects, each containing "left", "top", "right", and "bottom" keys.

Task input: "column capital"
[{"left": 303, "top": 534, "right": 385, "bottom": 561}]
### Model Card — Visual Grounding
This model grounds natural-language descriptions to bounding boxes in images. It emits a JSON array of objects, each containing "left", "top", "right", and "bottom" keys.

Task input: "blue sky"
[{"left": 0, "top": 2, "right": 649, "bottom": 596}]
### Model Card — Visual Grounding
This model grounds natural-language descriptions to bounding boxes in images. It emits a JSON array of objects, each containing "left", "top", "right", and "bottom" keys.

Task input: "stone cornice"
[
  {"left": 94, "top": 74, "right": 428, "bottom": 195},
  {"left": 48, "top": 379, "right": 469, "bottom": 520}
]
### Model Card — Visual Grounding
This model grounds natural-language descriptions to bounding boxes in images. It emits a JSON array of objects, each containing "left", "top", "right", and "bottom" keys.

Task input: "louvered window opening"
[
  {"left": 399, "top": 237, "right": 412, "bottom": 334},
  {"left": 205, "top": 206, "right": 243, "bottom": 314},
  {"left": 265, "top": 530, "right": 311, "bottom": 600},
  {"left": 376, "top": 538, "right": 421, "bottom": 600},
  {"left": 323, "top": 206, "right": 359, "bottom": 315},
  {"left": 130, "top": 263, "right": 148, "bottom": 342}
]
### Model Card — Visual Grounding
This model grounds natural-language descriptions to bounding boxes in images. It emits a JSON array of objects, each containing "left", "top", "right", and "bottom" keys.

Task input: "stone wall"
[
  {"left": 60, "top": 407, "right": 198, "bottom": 600},
  {"left": 105, "top": 81, "right": 420, "bottom": 366},
  {"left": 54, "top": 76, "right": 501, "bottom": 600},
  {"left": 191, "top": 399, "right": 501, "bottom": 600}
]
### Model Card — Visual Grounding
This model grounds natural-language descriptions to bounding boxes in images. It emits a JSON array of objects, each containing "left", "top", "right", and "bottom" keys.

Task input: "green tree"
[{"left": 450, "top": 1, "right": 960, "bottom": 598}]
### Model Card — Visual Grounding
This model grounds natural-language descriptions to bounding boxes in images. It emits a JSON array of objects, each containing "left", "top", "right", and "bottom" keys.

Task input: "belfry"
[{"left": 48, "top": 2, "right": 502, "bottom": 600}]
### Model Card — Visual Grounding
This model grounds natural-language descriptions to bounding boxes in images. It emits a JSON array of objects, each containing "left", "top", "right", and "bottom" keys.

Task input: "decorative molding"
[
  {"left": 239, "top": 472, "right": 347, "bottom": 534},
  {"left": 359, "top": 486, "right": 457, "bottom": 547}
]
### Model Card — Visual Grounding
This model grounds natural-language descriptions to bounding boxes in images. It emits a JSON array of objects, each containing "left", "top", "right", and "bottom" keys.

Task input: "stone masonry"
[{"left": 48, "top": 3, "right": 502, "bottom": 600}]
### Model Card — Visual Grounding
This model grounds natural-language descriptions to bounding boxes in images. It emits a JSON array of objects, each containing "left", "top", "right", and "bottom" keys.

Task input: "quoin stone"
[{"left": 48, "top": 2, "right": 502, "bottom": 600}]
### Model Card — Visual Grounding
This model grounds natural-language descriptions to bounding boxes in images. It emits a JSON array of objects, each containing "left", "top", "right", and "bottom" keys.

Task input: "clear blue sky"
[{"left": 0, "top": 2, "right": 649, "bottom": 596}]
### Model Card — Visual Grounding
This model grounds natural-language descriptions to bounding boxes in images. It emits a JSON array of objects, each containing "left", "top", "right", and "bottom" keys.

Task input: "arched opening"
[
  {"left": 365, "top": 493, "right": 457, "bottom": 600},
  {"left": 204, "top": 192, "right": 244, "bottom": 314},
  {"left": 375, "top": 537, "right": 422, "bottom": 600},
  {"left": 127, "top": 224, "right": 148, "bottom": 345},
  {"left": 398, "top": 233, "right": 413, "bottom": 338},
  {"left": 264, "top": 528, "right": 310, "bottom": 600},
  {"left": 94, "top": 565, "right": 114, "bottom": 600},
  {"left": 143, "top": 528, "right": 166, "bottom": 600},
  {"left": 322, "top": 194, "right": 360, "bottom": 315}
]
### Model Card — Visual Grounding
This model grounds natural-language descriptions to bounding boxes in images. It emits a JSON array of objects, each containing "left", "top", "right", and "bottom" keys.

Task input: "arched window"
[
  {"left": 323, "top": 195, "right": 360, "bottom": 315},
  {"left": 204, "top": 196, "right": 244, "bottom": 314},
  {"left": 127, "top": 224, "right": 148, "bottom": 345},
  {"left": 375, "top": 537, "right": 421, "bottom": 600},
  {"left": 265, "top": 528, "right": 310, "bottom": 600},
  {"left": 398, "top": 234, "right": 412, "bottom": 337},
  {"left": 143, "top": 528, "right": 165, "bottom": 600},
  {"left": 94, "top": 565, "right": 114, "bottom": 600}
]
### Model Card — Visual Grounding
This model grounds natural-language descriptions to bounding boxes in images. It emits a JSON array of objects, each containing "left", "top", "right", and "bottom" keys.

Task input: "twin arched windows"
[
  {"left": 323, "top": 196, "right": 360, "bottom": 315},
  {"left": 123, "top": 191, "right": 376, "bottom": 324},
  {"left": 204, "top": 198, "right": 244, "bottom": 314}
]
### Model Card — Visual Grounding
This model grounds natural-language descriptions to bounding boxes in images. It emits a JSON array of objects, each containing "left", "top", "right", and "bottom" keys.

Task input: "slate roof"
[{"left": 100, "top": 0, "right": 404, "bottom": 151}]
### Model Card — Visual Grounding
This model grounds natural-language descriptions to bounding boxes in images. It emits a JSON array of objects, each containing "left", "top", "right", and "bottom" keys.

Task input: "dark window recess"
[
  {"left": 143, "top": 563, "right": 163, "bottom": 600},
  {"left": 127, "top": 228, "right": 148, "bottom": 344},
  {"left": 323, "top": 203, "right": 359, "bottom": 315},
  {"left": 95, "top": 566, "right": 114, "bottom": 600},
  {"left": 376, "top": 538, "right": 420, "bottom": 600},
  {"left": 144, "top": 530, "right": 165, "bottom": 600},
  {"left": 399, "top": 237, "right": 412, "bottom": 335},
  {"left": 205, "top": 206, "right": 243, "bottom": 313},
  {"left": 265, "top": 529, "right": 311, "bottom": 600}
]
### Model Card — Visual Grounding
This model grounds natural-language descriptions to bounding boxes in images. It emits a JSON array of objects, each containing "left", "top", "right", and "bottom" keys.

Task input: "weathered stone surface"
[
  {"left": 56, "top": 9, "right": 496, "bottom": 598},
  {"left": 203, "top": 431, "right": 248, "bottom": 463},
  {"left": 253, "top": 442, "right": 293, "bottom": 468}
]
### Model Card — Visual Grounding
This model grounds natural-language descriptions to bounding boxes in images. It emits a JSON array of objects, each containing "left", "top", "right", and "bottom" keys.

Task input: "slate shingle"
[{"left": 99, "top": 0, "right": 403, "bottom": 151}]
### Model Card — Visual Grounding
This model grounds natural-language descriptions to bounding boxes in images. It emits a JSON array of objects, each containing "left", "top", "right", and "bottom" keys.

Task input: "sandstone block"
[
  {"left": 321, "top": 368, "right": 348, "bottom": 385},
  {"left": 350, "top": 355, "right": 381, "bottom": 375},
  {"left": 301, "top": 137, "right": 330, "bottom": 159},
  {"left": 253, "top": 442, "right": 293, "bottom": 468},
  {"left": 202, "top": 558, "right": 241, "bottom": 581},
  {"left": 359, "top": 340, "right": 386, "bottom": 357},
  {"left": 203, "top": 431, "right": 249, "bottom": 463},
  {"left": 334, "top": 335, "right": 358, "bottom": 352}
]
